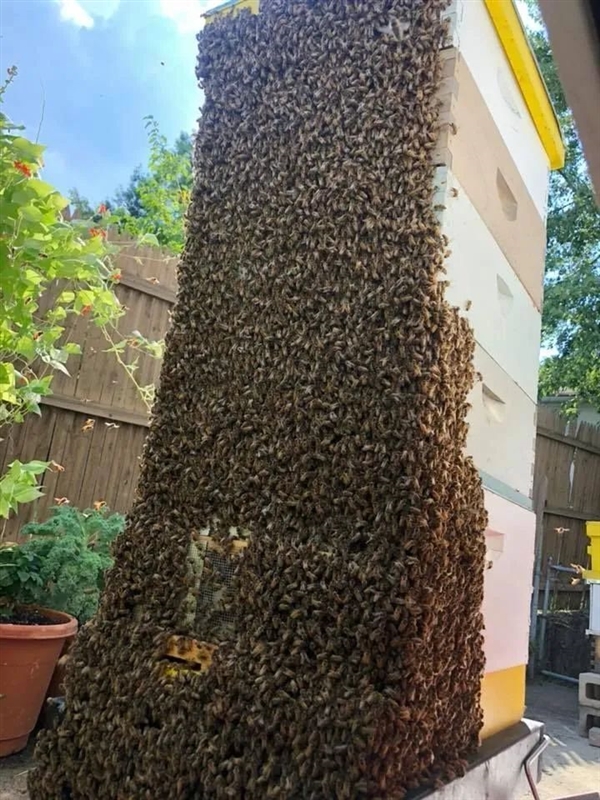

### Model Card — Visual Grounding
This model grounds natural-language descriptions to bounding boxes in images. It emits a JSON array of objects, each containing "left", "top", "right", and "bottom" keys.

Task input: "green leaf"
[
  {"left": 48, "top": 193, "right": 69, "bottom": 211},
  {"left": 76, "top": 289, "right": 97, "bottom": 308},
  {"left": 20, "top": 460, "right": 50, "bottom": 475},
  {"left": 41, "top": 357, "right": 70, "bottom": 376},
  {"left": 137, "top": 232, "right": 160, "bottom": 247},
  {"left": 21, "top": 238, "right": 47, "bottom": 252},
  {"left": 24, "top": 268, "right": 44, "bottom": 286},
  {"left": 48, "top": 306, "right": 67, "bottom": 322},
  {"left": 26, "top": 376, "right": 53, "bottom": 395},
  {"left": 13, "top": 486, "right": 44, "bottom": 503},
  {"left": 26, "top": 179, "right": 56, "bottom": 199},
  {"left": 0, "top": 362, "right": 17, "bottom": 404},
  {"left": 58, "top": 291, "right": 75, "bottom": 304},
  {"left": 10, "top": 137, "right": 45, "bottom": 161},
  {"left": 14, "top": 338, "right": 36, "bottom": 360},
  {"left": 63, "top": 342, "right": 82, "bottom": 355},
  {"left": 18, "top": 203, "right": 43, "bottom": 223}
]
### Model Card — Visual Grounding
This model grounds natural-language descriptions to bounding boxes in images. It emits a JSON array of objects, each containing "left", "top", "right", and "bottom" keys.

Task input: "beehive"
[
  {"left": 435, "top": 0, "right": 563, "bottom": 738},
  {"left": 28, "top": 0, "right": 562, "bottom": 797}
]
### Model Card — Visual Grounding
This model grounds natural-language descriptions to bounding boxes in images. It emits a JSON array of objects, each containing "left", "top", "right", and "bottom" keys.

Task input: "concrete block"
[
  {"left": 579, "top": 672, "right": 600, "bottom": 710},
  {"left": 578, "top": 704, "right": 600, "bottom": 737},
  {"left": 589, "top": 727, "right": 600, "bottom": 748}
]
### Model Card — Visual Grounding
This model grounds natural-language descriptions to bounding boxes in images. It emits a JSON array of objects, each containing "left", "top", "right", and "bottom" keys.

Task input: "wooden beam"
[
  {"left": 119, "top": 271, "right": 177, "bottom": 304},
  {"left": 544, "top": 507, "right": 600, "bottom": 522},
  {"left": 41, "top": 393, "right": 150, "bottom": 428},
  {"left": 537, "top": 426, "right": 600, "bottom": 457}
]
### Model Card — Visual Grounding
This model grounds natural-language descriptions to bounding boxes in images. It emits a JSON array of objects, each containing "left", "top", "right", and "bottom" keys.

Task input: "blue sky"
[
  {"left": 0, "top": 0, "right": 537, "bottom": 207},
  {"left": 1, "top": 0, "right": 222, "bottom": 204}
]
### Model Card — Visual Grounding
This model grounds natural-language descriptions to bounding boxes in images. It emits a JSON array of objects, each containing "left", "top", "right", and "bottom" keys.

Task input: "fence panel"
[{"left": 534, "top": 405, "right": 600, "bottom": 609}]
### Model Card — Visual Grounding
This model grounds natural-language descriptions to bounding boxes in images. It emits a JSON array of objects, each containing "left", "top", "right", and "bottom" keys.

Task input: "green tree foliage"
[
  {"left": 112, "top": 119, "right": 192, "bottom": 253},
  {"left": 526, "top": 3, "right": 600, "bottom": 410},
  {"left": 0, "top": 505, "right": 125, "bottom": 622},
  {"left": 67, "top": 187, "right": 94, "bottom": 218},
  {"left": 73, "top": 121, "right": 192, "bottom": 253}
]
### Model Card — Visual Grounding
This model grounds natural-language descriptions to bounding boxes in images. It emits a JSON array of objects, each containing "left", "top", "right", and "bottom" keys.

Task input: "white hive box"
[{"left": 436, "top": 0, "right": 564, "bottom": 739}]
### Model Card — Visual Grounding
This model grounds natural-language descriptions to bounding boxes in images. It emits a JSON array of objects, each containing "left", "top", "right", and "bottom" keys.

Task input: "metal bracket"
[{"left": 523, "top": 733, "right": 550, "bottom": 800}]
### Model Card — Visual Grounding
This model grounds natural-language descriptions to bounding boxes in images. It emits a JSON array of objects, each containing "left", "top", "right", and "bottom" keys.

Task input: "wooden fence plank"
[
  {"left": 40, "top": 393, "right": 149, "bottom": 427},
  {"left": 544, "top": 507, "right": 600, "bottom": 522},
  {"left": 119, "top": 271, "right": 177, "bottom": 304},
  {"left": 538, "top": 426, "right": 600, "bottom": 457}
]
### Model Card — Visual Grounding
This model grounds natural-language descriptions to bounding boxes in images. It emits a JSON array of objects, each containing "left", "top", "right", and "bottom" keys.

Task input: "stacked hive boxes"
[
  {"left": 436, "top": 0, "right": 563, "bottom": 737},
  {"left": 205, "top": 0, "right": 564, "bottom": 740}
]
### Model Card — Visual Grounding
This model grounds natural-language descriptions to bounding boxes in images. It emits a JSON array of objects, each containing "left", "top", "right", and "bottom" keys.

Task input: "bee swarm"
[{"left": 29, "top": 0, "right": 487, "bottom": 797}]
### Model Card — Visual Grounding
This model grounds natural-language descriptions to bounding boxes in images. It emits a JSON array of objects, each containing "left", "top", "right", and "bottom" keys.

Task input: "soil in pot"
[
  {"left": 0, "top": 607, "right": 77, "bottom": 757},
  {"left": 1, "top": 608, "right": 58, "bottom": 626}
]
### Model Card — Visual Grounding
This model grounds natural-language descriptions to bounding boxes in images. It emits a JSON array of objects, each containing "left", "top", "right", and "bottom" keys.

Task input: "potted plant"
[{"left": 0, "top": 505, "right": 124, "bottom": 756}]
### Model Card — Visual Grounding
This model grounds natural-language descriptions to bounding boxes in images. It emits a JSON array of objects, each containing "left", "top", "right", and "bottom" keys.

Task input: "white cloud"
[
  {"left": 56, "top": 0, "right": 95, "bottom": 28},
  {"left": 158, "top": 0, "right": 220, "bottom": 34},
  {"left": 82, "top": 0, "right": 121, "bottom": 20},
  {"left": 55, "top": 0, "right": 121, "bottom": 28}
]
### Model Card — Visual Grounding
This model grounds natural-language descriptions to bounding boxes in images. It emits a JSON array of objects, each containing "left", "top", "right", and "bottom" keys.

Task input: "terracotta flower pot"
[{"left": 0, "top": 607, "right": 77, "bottom": 757}]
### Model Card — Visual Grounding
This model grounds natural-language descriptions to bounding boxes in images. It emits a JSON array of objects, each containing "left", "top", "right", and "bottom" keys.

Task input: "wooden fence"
[
  {"left": 0, "top": 237, "right": 177, "bottom": 540},
  {"left": 534, "top": 405, "right": 600, "bottom": 610}
]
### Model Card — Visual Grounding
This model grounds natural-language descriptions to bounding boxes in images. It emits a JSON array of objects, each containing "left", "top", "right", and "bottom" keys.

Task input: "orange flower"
[
  {"left": 14, "top": 160, "right": 32, "bottom": 177},
  {"left": 110, "top": 271, "right": 122, "bottom": 282},
  {"left": 97, "top": 203, "right": 108, "bottom": 215},
  {"left": 89, "top": 227, "right": 107, "bottom": 239},
  {"left": 81, "top": 304, "right": 92, "bottom": 316}
]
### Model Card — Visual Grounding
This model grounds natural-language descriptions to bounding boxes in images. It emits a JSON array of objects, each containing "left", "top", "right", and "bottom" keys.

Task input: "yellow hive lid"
[
  {"left": 484, "top": 0, "right": 564, "bottom": 169},
  {"left": 203, "top": 0, "right": 259, "bottom": 24}
]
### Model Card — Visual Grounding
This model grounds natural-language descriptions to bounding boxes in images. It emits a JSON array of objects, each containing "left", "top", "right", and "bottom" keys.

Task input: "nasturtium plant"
[
  {"left": 0, "top": 460, "right": 49, "bottom": 519},
  {"left": 0, "top": 66, "right": 124, "bottom": 518},
  {"left": 0, "top": 67, "right": 169, "bottom": 521},
  {"left": 0, "top": 69, "right": 122, "bottom": 426}
]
